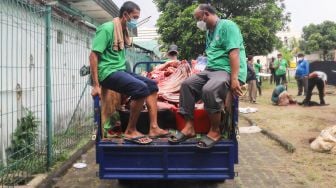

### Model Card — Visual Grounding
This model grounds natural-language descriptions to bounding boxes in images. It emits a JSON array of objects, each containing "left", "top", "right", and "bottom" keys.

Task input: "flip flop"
[
  {"left": 124, "top": 135, "right": 152, "bottom": 145},
  {"left": 168, "top": 131, "right": 195, "bottom": 145},
  {"left": 149, "top": 132, "right": 171, "bottom": 139},
  {"left": 196, "top": 135, "right": 221, "bottom": 149}
]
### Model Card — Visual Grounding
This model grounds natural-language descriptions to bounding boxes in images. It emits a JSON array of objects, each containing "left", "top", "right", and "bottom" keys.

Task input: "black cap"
[{"left": 167, "top": 44, "right": 178, "bottom": 55}]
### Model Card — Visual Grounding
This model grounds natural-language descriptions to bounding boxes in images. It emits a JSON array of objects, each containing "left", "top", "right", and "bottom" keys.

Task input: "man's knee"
[
  {"left": 148, "top": 79, "right": 159, "bottom": 93},
  {"left": 131, "top": 82, "right": 150, "bottom": 99},
  {"left": 202, "top": 85, "right": 214, "bottom": 96},
  {"left": 181, "top": 79, "right": 192, "bottom": 90},
  {"left": 202, "top": 83, "right": 226, "bottom": 102}
]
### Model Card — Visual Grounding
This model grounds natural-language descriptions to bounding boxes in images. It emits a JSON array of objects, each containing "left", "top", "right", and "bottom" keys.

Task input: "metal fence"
[{"left": 0, "top": 0, "right": 94, "bottom": 186}]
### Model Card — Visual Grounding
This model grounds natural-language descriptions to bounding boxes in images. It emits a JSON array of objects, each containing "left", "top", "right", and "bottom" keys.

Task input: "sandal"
[
  {"left": 124, "top": 135, "right": 152, "bottom": 145},
  {"left": 168, "top": 131, "right": 195, "bottom": 144},
  {"left": 196, "top": 135, "right": 221, "bottom": 149},
  {"left": 149, "top": 132, "right": 171, "bottom": 139}
]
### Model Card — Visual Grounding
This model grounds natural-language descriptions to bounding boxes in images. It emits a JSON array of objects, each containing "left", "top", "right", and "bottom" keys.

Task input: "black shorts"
[{"left": 100, "top": 71, "right": 158, "bottom": 99}]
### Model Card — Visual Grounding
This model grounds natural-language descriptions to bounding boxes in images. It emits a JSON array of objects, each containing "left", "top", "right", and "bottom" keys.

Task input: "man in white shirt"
[{"left": 302, "top": 71, "right": 328, "bottom": 105}]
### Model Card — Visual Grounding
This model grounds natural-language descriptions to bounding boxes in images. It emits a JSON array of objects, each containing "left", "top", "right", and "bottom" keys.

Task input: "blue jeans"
[{"left": 100, "top": 71, "right": 158, "bottom": 99}]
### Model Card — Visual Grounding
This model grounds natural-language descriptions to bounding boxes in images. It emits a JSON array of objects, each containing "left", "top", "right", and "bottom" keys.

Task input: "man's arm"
[
  {"left": 305, "top": 61, "right": 309, "bottom": 76},
  {"left": 90, "top": 51, "right": 101, "bottom": 98},
  {"left": 229, "top": 49, "right": 243, "bottom": 97},
  {"left": 274, "top": 60, "right": 279, "bottom": 69}
]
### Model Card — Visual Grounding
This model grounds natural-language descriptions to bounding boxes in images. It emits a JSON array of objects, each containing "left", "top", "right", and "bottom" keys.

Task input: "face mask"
[
  {"left": 298, "top": 57, "right": 303, "bottom": 61},
  {"left": 127, "top": 19, "right": 137, "bottom": 30},
  {"left": 197, "top": 20, "right": 207, "bottom": 31}
]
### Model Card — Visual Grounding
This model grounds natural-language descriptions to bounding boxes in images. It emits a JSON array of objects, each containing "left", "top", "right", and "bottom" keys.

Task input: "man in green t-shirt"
[
  {"left": 89, "top": 1, "right": 168, "bottom": 144},
  {"left": 274, "top": 53, "right": 288, "bottom": 85},
  {"left": 168, "top": 4, "right": 247, "bottom": 149}
]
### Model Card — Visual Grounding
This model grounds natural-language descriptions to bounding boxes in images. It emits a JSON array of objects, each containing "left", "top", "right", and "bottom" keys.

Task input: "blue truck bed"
[
  {"left": 93, "top": 62, "right": 239, "bottom": 181},
  {"left": 97, "top": 138, "right": 236, "bottom": 180}
]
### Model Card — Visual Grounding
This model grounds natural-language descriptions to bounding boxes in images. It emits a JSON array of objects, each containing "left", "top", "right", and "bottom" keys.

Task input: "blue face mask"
[{"left": 127, "top": 19, "right": 137, "bottom": 30}]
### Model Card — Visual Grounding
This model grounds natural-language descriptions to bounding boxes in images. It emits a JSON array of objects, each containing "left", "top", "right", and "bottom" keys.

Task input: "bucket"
[{"left": 175, "top": 109, "right": 210, "bottom": 134}]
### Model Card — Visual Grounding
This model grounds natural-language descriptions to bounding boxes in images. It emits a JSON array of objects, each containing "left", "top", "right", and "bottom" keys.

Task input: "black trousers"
[
  {"left": 257, "top": 78, "right": 262, "bottom": 96},
  {"left": 304, "top": 77, "right": 325, "bottom": 104},
  {"left": 275, "top": 74, "right": 286, "bottom": 86},
  {"left": 270, "top": 69, "right": 275, "bottom": 84}
]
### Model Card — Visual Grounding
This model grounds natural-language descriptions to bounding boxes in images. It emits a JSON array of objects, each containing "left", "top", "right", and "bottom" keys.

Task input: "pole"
[{"left": 45, "top": 5, "right": 52, "bottom": 170}]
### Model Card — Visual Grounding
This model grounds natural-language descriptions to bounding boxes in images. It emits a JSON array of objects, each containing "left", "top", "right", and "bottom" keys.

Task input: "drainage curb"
[
  {"left": 241, "top": 115, "right": 296, "bottom": 153},
  {"left": 37, "top": 140, "right": 95, "bottom": 188}
]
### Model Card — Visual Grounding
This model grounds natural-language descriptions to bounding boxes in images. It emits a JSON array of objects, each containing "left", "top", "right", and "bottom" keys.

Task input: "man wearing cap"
[{"left": 166, "top": 44, "right": 179, "bottom": 61}]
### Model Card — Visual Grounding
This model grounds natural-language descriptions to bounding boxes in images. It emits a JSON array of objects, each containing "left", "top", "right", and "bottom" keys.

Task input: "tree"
[
  {"left": 154, "top": 0, "right": 290, "bottom": 59},
  {"left": 300, "top": 21, "right": 336, "bottom": 60}
]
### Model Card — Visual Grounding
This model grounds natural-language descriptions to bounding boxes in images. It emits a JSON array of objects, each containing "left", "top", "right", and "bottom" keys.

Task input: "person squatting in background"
[{"left": 271, "top": 81, "right": 296, "bottom": 106}]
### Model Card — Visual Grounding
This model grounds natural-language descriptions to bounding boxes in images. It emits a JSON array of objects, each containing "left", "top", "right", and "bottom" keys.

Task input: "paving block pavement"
[{"left": 52, "top": 132, "right": 308, "bottom": 188}]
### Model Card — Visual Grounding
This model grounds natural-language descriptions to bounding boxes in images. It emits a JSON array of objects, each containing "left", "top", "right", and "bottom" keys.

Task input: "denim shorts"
[{"left": 100, "top": 71, "right": 158, "bottom": 99}]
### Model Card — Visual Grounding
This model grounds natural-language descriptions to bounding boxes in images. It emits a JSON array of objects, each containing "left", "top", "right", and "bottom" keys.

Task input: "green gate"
[{"left": 0, "top": 0, "right": 95, "bottom": 186}]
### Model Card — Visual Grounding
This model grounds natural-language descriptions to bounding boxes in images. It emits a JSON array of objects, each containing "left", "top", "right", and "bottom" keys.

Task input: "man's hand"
[
  {"left": 231, "top": 78, "right": 243, "bottom": 97},
  {"left": 91, "top": 86, "right": 101, "bottom": 99}
]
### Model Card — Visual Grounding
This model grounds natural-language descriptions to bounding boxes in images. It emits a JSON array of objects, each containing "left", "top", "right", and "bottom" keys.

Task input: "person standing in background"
[
  {"left": 269, "top": 57, "right": 275, "bottom": 84},
  {"left": 274, "top": 53, "right": 288, "bottom": 85},
  {"left": 254, "top": 59, "right": 262, "bottom": 96},
  {"left": 295, "top": 53, "right": 309, "bottom": 96},
  {"left": 247, "top": 55, "right": 257, "bottom": 103}
]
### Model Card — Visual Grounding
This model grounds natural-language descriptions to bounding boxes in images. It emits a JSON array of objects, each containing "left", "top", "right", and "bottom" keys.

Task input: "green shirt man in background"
[
  {"left": 274, "top": 53, "right": 288, "bottom": 85},
  {"left": 168, "top": 4, "right": 247, "bottom": 149}
]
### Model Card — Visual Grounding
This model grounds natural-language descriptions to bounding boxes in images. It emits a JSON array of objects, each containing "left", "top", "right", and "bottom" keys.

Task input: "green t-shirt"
[
  {"left": 274, "top": 59, "right": 287, "bottom": 76},
  {"left": 254, "top": 63, "right": 262, "bottom": 80},
  {"left": 92, "top": 22, "right": 126, "bottom": 82},
  {"left": 205, "top": 19, "right": 247, "bottom": 83}
]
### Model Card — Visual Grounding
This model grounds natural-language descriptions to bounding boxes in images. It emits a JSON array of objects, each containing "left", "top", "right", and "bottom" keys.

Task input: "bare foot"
[
  {"left": 180, "top": 121, "right": 196, "bottom": 137},
  {"left": 206, "top": 130, "right": 221, "bottom": 141},
  {"left": 124, "top": 130, "right": 152, "bottom": 143},
  {"left": 149, "top": 126, "right": 169, "bottom": 137}
]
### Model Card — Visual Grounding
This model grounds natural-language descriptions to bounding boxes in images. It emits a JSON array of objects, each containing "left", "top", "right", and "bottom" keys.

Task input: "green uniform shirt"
[
  {"left": 205, "top": 19, "right": 247, "bottom": 83},
  {"left": 274, "top": 59, "right": 287, "bottom": 76},
  {"left": 254, "top": 63, "right": 262, "bottom": 80},
  {"left": 92, "top": 22, "right": 126, "bottom": 82}
]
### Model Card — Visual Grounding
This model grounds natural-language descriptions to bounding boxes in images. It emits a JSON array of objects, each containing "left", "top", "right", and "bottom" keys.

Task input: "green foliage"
[
  {"left": 154, "top": 0, "right": 290, "bottom": 59},
  {"left": 156, "top": 3, "right": 206, "bottom": 59},
  {"left": 300, "top": 21, "right": 336, "bottom": 60},
  {"left": 7, "top": 110, "right": 39, "bottom": 160},
  {"left": 279, "top": 47, "right": 293, "bottom": 63}
]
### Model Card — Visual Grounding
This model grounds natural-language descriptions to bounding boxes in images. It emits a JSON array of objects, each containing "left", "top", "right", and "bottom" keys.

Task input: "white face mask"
[
  {"left": 197, "top": 20, "right": 207, "bottom": 31},
  {"left": 298, "top": 57, "right": 303, "bottom": 61}
]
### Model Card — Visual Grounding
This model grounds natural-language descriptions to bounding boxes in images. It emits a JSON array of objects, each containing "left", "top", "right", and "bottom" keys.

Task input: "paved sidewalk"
[{"left": 53, "top": 132, "right": 305, "bottom": 188}]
